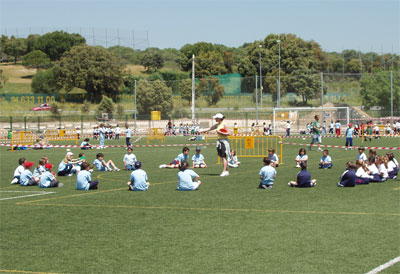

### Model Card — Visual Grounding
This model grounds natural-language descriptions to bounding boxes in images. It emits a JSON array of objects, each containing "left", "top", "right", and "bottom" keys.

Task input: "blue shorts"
[
  {"left": 311, "top": 135, "right": 321, "bottom": 144},
  {"left": 169, "top": 160, "right": 179, "bottom": 165}
]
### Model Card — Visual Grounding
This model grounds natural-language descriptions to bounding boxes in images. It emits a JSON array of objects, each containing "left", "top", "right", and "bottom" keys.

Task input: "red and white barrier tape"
[
  {"left": 280, "top": 142, "right": 400, "bottom": 151},
  {"left": 1, "top": 142, "right": 215, "bottom": 149},
  {"left": 281, "top": 134, "right": 400, "bottom": 138}
]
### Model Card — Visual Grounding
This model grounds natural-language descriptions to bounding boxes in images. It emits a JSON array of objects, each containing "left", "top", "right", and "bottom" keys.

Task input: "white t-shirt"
[
  {"left": 356, "top": 167, "right": 370, "bottom": 178},
  {"left": 368, "top": 164, "right": 379, "bottom": 175},
  {"left": 295, "top": 154, "right": 308, "bottom": 162},
  {"left": 378, "top": 164, "right": 388, "bottom": 178},
  {"left": 395, "top": 122, "right": 400, "bottom": 129},
  {"left": 123, "top": 153, "right": 137, "bottom": 166},
  {"left": 387, "top": 161, "right": 396, "bottom": 173},
  {"left": 286, "top": 123, "right": 291, "bottom": 129},
  {"left": 357, "top": 153, "right": 368, "bottom": 162},
  {"left": 14, "top": 165, "right": 25, "bottom": 177}
]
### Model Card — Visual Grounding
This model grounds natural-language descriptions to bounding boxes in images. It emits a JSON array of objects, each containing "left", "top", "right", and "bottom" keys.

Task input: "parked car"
[{"left": 30, "top": 103, "right": 51, "bottom": 111}]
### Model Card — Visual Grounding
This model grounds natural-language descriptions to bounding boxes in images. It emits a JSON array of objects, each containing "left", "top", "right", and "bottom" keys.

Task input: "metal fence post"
[
  {"left": 81, "top": 115, "right": 83, "bottom": 131},
  {"left": 24, "top": 116, "right": 27, "bottom": 131},
  {"left": 9, "top": 116, "right": 12, "bottom": 131},
  {"left": 37, "top": 116, "right": 40, "bottom": 133},
  {"left": 58, "top": 116, "right": 61, "bottom": 129}
]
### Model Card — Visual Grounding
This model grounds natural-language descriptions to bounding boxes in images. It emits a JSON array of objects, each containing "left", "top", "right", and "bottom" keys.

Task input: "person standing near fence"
[
  {"left": 309, "top": 115, "right": 323, "bottom": 152},
  {"left": 99, "top": 124, "right": 106, "bottom": 148},
  {"left": 125, "top": 124, "right": 131, "bottom": 147},
  {"left": 286, "top": 121, "right": 291, "bottom": 136},
  {"left": 201, "top": 113, "right": 231, "bottom": 177}
]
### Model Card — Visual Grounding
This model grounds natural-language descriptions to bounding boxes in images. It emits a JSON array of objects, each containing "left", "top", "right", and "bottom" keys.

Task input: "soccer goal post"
[{"left": 272, "top": 107, "right": 349, "bottom": 134}]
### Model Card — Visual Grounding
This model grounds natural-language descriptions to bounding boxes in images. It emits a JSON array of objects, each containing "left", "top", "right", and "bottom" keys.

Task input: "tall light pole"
[
  {"left": 277, "top": 39, "right": 281, "bottom": 108},
  {"left": 259, "top": 44, "right": 262, "bottom": 107},
  {"left": 191, "top": 54, "right": 195, "bottom": 122}
]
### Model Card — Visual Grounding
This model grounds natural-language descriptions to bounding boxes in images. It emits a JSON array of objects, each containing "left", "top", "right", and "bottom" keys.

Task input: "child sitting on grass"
[
  {"left": 33, "top": 158, "right": 46, "bottom": 182},
  {"left": 295, "top": 148, "right": 308, "bottom": 168},
  {"left": 39, "top": 163, "right": 62, "bottom": 188},
  {"left": 376, "top": 156, "right": 388, "bottom": 182},
  {"left": 80, "top": 138, "right": 93, "bottom": 150},
  {"left": 228, "top": 149, "right": 240, "bottom": 168},
  {"left": 93, "top": 153, "right": 120, "bottom": 172},
  {"left": 355, "top": 160, "right": 370, "bottom": 185},
  {"left": 123, "top": 147, "right": 137, "bottom": 170},
  {"left": 319, "top": 149, "right": 333, "bottom": 169},
  {"left": 177, "top": 161, "right": 201, "bottom": 191},
  {"left": 127, "top": 162, "right": 150, "bottom": 191},
  {"left": 356, "top": 147, "right": 368, "bottom": 163},
  {"left": 11, "top": 158, "right": 25, "bottom": 184},
  {"left": 386, "top": 152, "right": 398, "bottom": 179},
  {"left": 192, "top": 147, "right": 207, "bottom": 168},
  {"left": 57, "top": 151, "right": 83, "bottom": 176},
  {"left": 76, "top": 162, "right": 99, "bottom": 190},
  {"left": 159, "top": 147, "right": 190, "bottom": 169},
  {"left": 20, "top": 161, "right": 38, "bottom": 186},
  {"left": 268, "top": 148, "right": 279, "bottom": 167},
  {"left": 367, "top": 156, "right": 381, "bottom": 182},
  {"left": 259, "top": 158, "right": 276, "bottom": 189},
  {"left": 288, "top": 162, "right": 317, "bottom": 188},
  {"left": 337, "top": 161, "right": 356, "bottom": 187}
]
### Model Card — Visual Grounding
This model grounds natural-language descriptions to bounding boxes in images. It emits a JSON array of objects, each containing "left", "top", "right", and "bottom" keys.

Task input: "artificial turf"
[{"left": 0, "top": 135, "right": 399, "bottom": 274}]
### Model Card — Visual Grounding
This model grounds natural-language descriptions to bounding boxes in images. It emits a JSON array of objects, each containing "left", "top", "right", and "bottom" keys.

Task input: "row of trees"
[{"left": 0, "top": 31, "right": 398, "bottom": 112}]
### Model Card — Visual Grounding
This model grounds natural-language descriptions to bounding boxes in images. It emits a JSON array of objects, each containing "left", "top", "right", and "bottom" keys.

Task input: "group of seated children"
[
  {"left": 159, "top": 147, "right": 207, "bottom": 169},
  {"left": 295, "top": 148, "right": 333, "bottom": 169},
  {"left": 12, "top": 157, "right": 62, "bottom": 188},
  {"left": 337, "top": 147, "right": 398, "bottom": 187},
  {"left": 259, "top": 155, "right": 316, "bottom": 189}
]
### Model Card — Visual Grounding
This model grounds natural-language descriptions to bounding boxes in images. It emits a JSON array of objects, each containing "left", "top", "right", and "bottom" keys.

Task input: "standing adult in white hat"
[{"left": 202, "top": 113, "right": 231, "bottom": 177}]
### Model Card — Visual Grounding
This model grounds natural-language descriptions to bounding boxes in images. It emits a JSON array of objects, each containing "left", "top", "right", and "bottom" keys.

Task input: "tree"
[
  {"left": 198, "top": 76, "right": 225, "bottom": 106},
  {"left": 54, "top": 45, "right": 125, "bottom": 102},
  {"left": 31, "top": 68, "right": 60, "bottom": 94},
  {"left": 286, "top": 72, "right": 326, "bottom": 104},
  {"left": 136, "top": 79, "right": 173, "bottom": 114},
  {"left": 107, "top": 46, "right": 142, "bottom": 64},
  {"left": 4, "top": 37, "right": 27, "bottom": 63},
  {"left": 96, "top": 95, "right": 115, "bottom": 118},
  {"left": 140, "top": 48, "right": 164, "bottom": 73},
  {"left": 360, "top": 72, "right": 400, "bottom": 110},
  {"left": 26, "top": 34, "right": 40, "bottom": 53},
  {"left": 22, "top": 50, "right": 51, "bottom": 69},
  {"left": 264, "top": 69, "right": 288, "bottom": 102},
  {"left": 196, "top": 51, "right": 227, "bottom": 78},
  {"left": 35, "top": 31, "right": 86, "bottom": 61},
  {"left": 346, "top": 59, "right": 364, "bottom": 74},
  {"left": 0, "top": 69, "right": 7, "bottom": 89},
  {"left": 178, "top": 79, "right": 200, "bottom": 104},
  {"left": 223, "top": 51, "right": 234, "bottom": 73}
]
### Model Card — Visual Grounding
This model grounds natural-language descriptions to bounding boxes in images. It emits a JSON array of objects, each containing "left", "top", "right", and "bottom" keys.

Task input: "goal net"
[{"left": 272, "top": 107, "right": 349, "bottom": 135}]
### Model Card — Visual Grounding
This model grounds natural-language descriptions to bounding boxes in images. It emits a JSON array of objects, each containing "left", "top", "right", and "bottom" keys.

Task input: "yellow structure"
[
  {"left": 232, "top": 126, "right": 263, "bottom": 136},
  {"left": 205, "top": 135, "right": 283, "bottom": 164},
  {"left": 44, "top": 129, "right": 78, "bottom": 144},
  {"left": 147, "top": 128, "right": 166, "bottom": 143},
  {"left": 151, "top": 111, "right": 161, "bottom": 120},
  {"left": 11, "top": 131, "right": 35, "bottom": 147}
]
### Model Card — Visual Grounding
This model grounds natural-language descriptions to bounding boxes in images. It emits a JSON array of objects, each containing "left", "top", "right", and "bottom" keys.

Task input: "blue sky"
[{"left": 0, "top": 0, "right": 399, "bottom": 53}]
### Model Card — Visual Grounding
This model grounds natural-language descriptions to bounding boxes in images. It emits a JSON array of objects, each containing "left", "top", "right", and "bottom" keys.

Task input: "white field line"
[
  {"left": 365, "top": 256, "right": 400, "bottom": 274},
  {"left": 0, "top": 191, "right": 55, "bottom": 201}
]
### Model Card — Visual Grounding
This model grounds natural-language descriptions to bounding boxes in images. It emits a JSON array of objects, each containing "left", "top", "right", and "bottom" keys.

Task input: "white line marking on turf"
[
  {"left": 0, "top": 191, "right": 55, "bottom": 201},
  {"left": 365, "top": 256, "right": 400, "bottom": 274}
]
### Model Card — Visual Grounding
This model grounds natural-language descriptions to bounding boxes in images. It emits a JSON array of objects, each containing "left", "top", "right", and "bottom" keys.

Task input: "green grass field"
[{"left": 0, "top": 136, "right": 399, "bottom": 274}]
